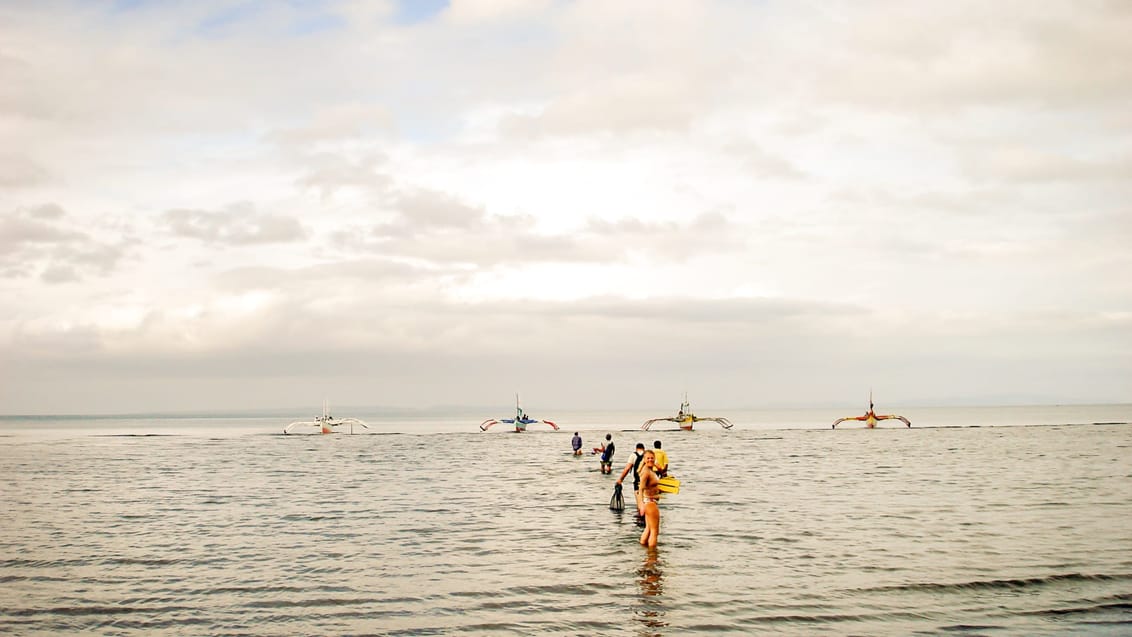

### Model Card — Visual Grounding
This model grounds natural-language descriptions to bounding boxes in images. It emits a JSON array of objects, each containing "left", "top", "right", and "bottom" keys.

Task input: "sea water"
[{"left": 1, "top": 405, "right": 1129, "bottom": 635}]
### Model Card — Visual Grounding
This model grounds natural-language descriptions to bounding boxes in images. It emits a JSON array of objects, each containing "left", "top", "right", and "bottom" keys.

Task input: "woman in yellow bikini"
[{"left": 637, "top": 450, "right": 661, "bottom": 548}]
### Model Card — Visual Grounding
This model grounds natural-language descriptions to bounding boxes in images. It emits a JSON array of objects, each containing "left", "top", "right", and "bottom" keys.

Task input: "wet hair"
[
  {"left": 653, "top": 440, "right": 662, "bottom": 449},
  {"left": 605, "top": 434, "right": 612, "bottom": 441}
]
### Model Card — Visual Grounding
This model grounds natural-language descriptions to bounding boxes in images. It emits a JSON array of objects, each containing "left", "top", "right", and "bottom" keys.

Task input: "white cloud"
[
  {"left": 162, "top": 204, "right": 308, "bottom": 245},
  {"left": 0, "top": 0, "right": 1129, "bottom": 413}
]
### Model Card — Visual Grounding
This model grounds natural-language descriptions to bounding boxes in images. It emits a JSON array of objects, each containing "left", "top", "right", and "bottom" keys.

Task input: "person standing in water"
[
  {"left": 571, "top": 432, "right": 583, "bottom": 456},
  {"left": 599, "top": 434, "right": 615, "bottom": 474},
  {"left": 652, "top": 440, "right": 668, "bottom": 477},
  {"left": 638, "top": 450, "right": 661, "bottom": 548},
  {"left": 616, "top": 443, "right": 647, "bottom": 516}
]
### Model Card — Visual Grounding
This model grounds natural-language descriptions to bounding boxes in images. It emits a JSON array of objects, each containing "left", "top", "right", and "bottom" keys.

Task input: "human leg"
[{"left": 639, "top": 501, "right": 660, "bottom": 548}]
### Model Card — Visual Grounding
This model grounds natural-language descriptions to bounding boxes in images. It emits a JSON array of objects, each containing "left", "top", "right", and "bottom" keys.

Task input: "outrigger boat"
[
  {"left": 479, "top": 394, "right": 559, "bottom": 432},
  {"left": 284, "top": 402, "right": 368, "bottom": 434},
  {"left": 831, "top": 391, "right": 911, "bottom": 428},
  {"left": 642, "top": 394, "right": 733, "bottom": 431}
]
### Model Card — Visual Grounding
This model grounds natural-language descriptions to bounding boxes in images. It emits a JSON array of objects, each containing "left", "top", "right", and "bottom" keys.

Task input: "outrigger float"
[
  {"left": 284, "top": 402, "right": 369, "bottom": 434},
  {"left": 641, "top": 394, "right": 733, "bottom": 431},
  {"left": 479, "top": 395, "right": 559, "bottom": 432},
  {"left": 832, "top": 392, "right": 911, "bottom": 428}
]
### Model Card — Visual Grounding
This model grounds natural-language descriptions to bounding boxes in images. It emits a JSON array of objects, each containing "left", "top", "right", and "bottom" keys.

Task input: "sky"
[{"left": 1, "top": 0, "right": 1130, "bottom": 415}]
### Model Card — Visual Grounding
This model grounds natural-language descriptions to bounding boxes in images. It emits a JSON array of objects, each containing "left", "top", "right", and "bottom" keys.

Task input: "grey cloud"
[
  {"left": 815, "top": 3, "right": 1132, "bottom": 111},
  {"left": 40, "top": 264, "right": 79, "bottom": 284},
  {"left": 723, "top": 141, "right": 806, "bottom": 180},
  {"left": 0, "top": 205, "right": 128, "bottom": 282},
  {"left": 210, "top": 259, "right": 431, "bottom": 292},
  {"left": 0, "top": 49, "right": 47, "bottom": 122},
  {"left": 337, "top": 206, "right": 745, "bottom": 268},
  {"left": 9, "top": 293, "right": 847, "bottom": 369},
  {"left": 29, "top": 203, "right": 66, "bottom": 219},
  {"left": 0, "top": 212, "right": 84, "bottom": 248},
  {"left": 583, "top": 217, "right": 669, "bottom": 237},
  {"left": 6, "top": 295, "right": 1126, "bottom": 413},
  {"left": 555, "top": 296, "right": 857, "bottom": 324},
  {"left": 0, "top": 3, "right": 400, "bottom": 150},
  {"left": 294, "top": 153, "right": 393, "bottom": 201},
  {"left": 332, "top": 218, "right": 554, "bottom": 265},
  {"left": 267, "top": 103, "right": 393, "bottom": 146},
  {"left": 831, "top": 187, "right": 1019, "bottom": 217},
  {"left": 960, "top": 148, "right": 1132, "bottom": 184},
  {"left": 64, "top": 241, "right": 131, "bottom": 273},
  {"left": 331, "top": 186, "right": 500, "bottom": 244},
  {"left": 484, "top": 5, "right": 759, "bottom": 141},
  {"left": 578, "top": 211, "right": 743, "bottom": 260},
  {"left": 499, "top": 78, "right": 701, "bottom": 139},
  {"left": 0, "top": 154, "right": 50, "bottom": 189},
  {"left": 7, "top": 1, "right": 1131, "bottom": 153},
  {"left": 163, "top": 205, "right": 307, "bottom": 245},
  {"left": 392, "top": 190, "right": 489, "bottom": 231}
]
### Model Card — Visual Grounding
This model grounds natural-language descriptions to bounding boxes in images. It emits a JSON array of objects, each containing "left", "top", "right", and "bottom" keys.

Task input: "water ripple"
[{"left": 1, "top": 421, "right": 1129, "bottom": 635}]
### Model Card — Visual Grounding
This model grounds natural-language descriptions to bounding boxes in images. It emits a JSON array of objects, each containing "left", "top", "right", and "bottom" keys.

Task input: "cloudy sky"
[{"left": 2, "top": 0, "right": 1130, "bottom": 415}]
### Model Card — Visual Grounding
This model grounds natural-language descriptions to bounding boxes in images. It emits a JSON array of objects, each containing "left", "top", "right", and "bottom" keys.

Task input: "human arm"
[{"left": 616, "top": 459, "right": 634, "bottom": 484}]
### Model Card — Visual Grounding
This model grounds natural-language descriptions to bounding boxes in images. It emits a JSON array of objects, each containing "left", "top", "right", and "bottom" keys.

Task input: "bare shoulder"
[{"left": 643, "top": 469, "right": 660, "bottom": 487}]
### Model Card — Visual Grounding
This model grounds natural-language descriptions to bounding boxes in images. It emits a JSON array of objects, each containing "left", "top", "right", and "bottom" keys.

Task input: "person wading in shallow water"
[
  {"left": 637, "top": 450, "right": 661, "bottom": 548},
  {"left": 617, "top": 443, "right": 647, "bottom": 518},
  {"left": 652, "top": 440, "right": 668, "bottom": 478},
  {"left": 571, "top": 432, "right": 583, "bottom": 456},
  {"left": 598, "top": 434, "right": 615, "bottom": 474}
]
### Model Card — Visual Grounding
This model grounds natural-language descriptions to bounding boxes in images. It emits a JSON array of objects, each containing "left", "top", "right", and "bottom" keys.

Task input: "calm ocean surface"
[{"left": 1, "top": 404, "right": 1130, "bottom": 636}]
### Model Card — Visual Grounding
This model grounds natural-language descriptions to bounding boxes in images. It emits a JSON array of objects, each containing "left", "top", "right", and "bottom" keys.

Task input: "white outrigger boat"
[
  {"left": 284, "top": 402, "right": 369, "bottom": 434},
  {"left": 479, "top": 394, "right": 559, "bottom": 432},
  {"left": 641, "top": 394, "right": 734, "bottom": 431}
]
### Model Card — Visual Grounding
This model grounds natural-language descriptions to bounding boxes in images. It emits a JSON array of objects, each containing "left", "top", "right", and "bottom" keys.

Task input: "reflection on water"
[{"left": 635, "top": 550, "right": 667, "bottom": 635}]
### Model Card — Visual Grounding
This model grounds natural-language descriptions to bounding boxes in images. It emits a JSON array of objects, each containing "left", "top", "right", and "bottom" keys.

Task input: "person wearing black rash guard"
[{"left": 616, "top": 443, "right": 647, "bottom": 517}]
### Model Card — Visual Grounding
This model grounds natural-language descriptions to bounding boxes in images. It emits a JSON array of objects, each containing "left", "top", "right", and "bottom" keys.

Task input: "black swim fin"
[{"left": 609, "top": 483, "right": 625, "bottom": 511}]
